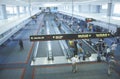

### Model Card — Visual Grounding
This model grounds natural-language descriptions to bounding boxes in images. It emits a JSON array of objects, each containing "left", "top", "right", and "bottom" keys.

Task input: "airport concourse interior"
[{"left": 0, "top": 0, "right": 120, "bottom": 79}]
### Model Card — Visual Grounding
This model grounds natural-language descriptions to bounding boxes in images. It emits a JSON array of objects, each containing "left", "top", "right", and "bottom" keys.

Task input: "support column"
[
  {"left": 89, "top": 4, "right": 91, "bottom": 13},
  {"left": 28, "top": 5, "right": 31, "bottom": 16},
  {"left": 24, "top": 6, "right": 27, "bottom": 13},
  {"left": 71, "top": 0, "right": 74, "bottom": 22},
  {"left": 97, "top": 5, "right": 101, "bottom": 13},
  {"left": 0, "top": 4, "right": 7, "bottom": 19},
  {"left": 16, "top": 6, "right": 20, "bottom": 16},
  {"left": 107, "top": 0, "right": 112, "bottom": 16},
  {"left": 79, "top": 5, "right": 81, "bottom": 13},
  {"left": 107, "top": 0, "right": 113, "bottom": 32}
]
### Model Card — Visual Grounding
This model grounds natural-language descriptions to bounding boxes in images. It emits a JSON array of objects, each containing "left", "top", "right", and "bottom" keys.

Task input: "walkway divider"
[
  {"left": 33, "top": 42, "right": 39, "bottom": 61},
  {"left": 46, "top": 21, "right": 54, "bottom": 60}
]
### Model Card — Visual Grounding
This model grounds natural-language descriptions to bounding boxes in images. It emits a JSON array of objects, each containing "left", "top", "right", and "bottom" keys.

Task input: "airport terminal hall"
[{"left": 0, "top": 0, "right": 120, "bottom": 79}]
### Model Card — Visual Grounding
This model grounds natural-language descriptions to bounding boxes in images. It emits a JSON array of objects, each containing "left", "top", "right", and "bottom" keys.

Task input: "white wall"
[
  {"left": 80, "top": 5, "right": 99, "bottom": 13},
  {"left": 91, "top": 5, "right": 99, "bottom": 13},
  {"left": 58, "top": 4, "right": 100, "bottom": 13},
  {"left": 74, "top": 4, "right": 79, "bottom": 12},
  {"left": 58, "top": 4, "right": 100, "bottom": 14},
  {"left": 0, "top": 6, "right": 2, "bottom": 19},
  {"left": 80, "top": 5, "right": 89, "bottom": 13}
]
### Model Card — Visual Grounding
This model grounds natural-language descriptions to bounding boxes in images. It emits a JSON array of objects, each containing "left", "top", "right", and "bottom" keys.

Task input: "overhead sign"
[
  {"left": 30, "top": 32, "right": 111, "bottom": 41},
  {"left": 85, "top": 18, "right": 96, "bottom": 22}
]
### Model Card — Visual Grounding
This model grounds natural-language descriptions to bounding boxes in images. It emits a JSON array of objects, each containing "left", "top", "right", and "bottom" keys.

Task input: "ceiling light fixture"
[{"left": 43, "top": 3, "right": 61, "bottom": 7}]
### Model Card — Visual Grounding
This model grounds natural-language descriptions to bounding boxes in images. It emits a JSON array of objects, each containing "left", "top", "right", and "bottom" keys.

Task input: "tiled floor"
[
  {"left": 31, "top": 54, "right": 101, "bottom": 66},
  {"left": 0, "top": 68, "right": 25, "bottom": 79},
  {"left": 33, "top": 63, "right": 120, "bottom": 79}
]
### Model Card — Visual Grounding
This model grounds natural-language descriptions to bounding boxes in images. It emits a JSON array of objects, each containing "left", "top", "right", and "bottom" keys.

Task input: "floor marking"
[
  {"left": 21, "top": 68, "right": 26, "bottom": 79},
  {"left": 32, "top": 67, "right": 35, "bottom": 79}
]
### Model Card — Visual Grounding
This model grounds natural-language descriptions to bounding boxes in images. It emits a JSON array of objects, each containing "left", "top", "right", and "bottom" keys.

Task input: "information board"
[{"left": 30, "top": 32, "right": 111, "bottom": 41}]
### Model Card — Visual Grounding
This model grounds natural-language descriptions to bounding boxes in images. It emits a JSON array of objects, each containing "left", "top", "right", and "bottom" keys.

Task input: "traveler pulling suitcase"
[{"left": 97, "top": 55, "right": 101, "bottom": 62}]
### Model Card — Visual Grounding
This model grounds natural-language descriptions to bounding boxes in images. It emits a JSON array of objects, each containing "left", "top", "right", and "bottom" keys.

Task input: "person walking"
[
  {"left": 106, "top": 46, "right": 111, "bottom": 63},
  {"left": 78, "top": 46, "right": 84, "bottom": 60},
  {"left": 111, "top": 42, "right": 117, "bottom": 56},
  {"left": 116, "top": 36, "right": 119, "bottom": 44},
  {"left": 71, "top": 55, "right": 78, "bottom": 73},
  {"left": 74, "top": 40, "right": 78, "bottom": 56},
  {"left": 108, "top": 56, "right": 116, "bottom": 75},
  {"left": 19, "top": 39, "right": 24, "bottom": 50}
]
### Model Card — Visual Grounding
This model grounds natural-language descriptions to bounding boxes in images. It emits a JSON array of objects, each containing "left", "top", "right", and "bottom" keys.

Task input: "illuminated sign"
[
  {"left": 30, "top": 32, "right": 111, "bottom": 41},
  {"left": 85, "top": 18, "right": 96, "bottom": 22},
  {"left": 96, "top": 33, "right": 110, "bottom": 38}
]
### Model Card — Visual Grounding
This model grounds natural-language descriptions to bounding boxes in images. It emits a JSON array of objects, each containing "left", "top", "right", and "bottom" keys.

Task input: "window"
[
  {"left": 20, "top": 7, "right": 24, "bottom": 13},
  {"left": 13, "top": 7, "right": 17, "bottom": 14},
  {"left": 102, "top": 4, "right": 107, "bottom": 9},
  {"left": 6, "top": 6, "right": 14, "bottom": 14},
  {"left": 113, "top": 4, "right": 120, "bottom": 14}
]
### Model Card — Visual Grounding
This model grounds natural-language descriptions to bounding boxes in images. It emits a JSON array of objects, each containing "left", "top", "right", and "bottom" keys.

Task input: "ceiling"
[{"left": 0, "top": 0, "right": 120, "bottom": 6}]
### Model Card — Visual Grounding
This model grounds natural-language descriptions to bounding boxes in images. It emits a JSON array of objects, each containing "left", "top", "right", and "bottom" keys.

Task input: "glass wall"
[
  {"left": 6, "top": 5, "right": 17, "bottom": 18},
  {"left": 6, "top": 5, "right": 27, "bottom": 18},
  {"left": 19, "top": 6, "right": 24, "bottom": 14},
  {"left": 113, "top": 3, "right": 120, "bottom": 15},
  {"left": 100, "top": 4, "right": 108, "bottom": 14}
]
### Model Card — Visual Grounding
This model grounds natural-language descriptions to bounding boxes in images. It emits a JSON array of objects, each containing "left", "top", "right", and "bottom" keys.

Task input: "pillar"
[
  {"left": 89, "top": 4, "right": 91, "bottom": 13},
  {"left": 97, "top": 5, "right": 101, "bottom": 13},
  {"left": 107, "top": 0, "right": 112, "bottom": 16},
  {"left": 28, "top": 4, "right": 31, "bottom": 16},
  {"left": 16, "top": 6, "right": 20, "bottom": 16},
  {"left": 24, "top": 6, "right": 27, "bottom": 13},
  {"left": 0, "top": 4, "right": 7, "bottom": 19}
]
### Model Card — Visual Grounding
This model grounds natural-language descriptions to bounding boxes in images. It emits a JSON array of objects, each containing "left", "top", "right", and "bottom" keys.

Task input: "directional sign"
[{"left": 30, "top": 32, "right": 112, "bottom": 41}]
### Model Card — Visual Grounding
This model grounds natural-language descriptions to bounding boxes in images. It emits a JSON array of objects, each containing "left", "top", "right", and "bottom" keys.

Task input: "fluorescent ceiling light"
[
  {"left": 43, "top": 3, "right": 61, "bottom": 7},
  {"left": 79, "top": 0, "right": 98, "bottom": 3}
]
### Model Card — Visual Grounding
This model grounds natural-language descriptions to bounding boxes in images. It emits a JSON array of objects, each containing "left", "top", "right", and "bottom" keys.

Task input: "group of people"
[
  {"left": 69, "top": 40, "right": 84, "bottom": 73},
  {"left": 96, "top": 39, "right": 117, "bottom": 75},
  {"left": 69, "top": 39, "right": 118, "bottom": 74},
  {"left": 69, "top": 40, "right": 84, "bottom": 59}
]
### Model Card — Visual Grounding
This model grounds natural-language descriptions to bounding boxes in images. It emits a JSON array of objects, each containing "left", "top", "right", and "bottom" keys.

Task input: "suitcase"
[
  {"left": 97, "top": 56, "right": 101, "bottom": 62},
  {"left": 83, "top": 55, "right": 85, "bottom": 60}
]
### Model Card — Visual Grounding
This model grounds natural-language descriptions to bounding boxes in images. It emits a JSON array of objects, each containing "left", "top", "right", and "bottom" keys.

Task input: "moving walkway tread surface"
[
  {"left": 33, "top": 63, "right": 120, "bottom": 79},
  {"left": 36, "top": 14, "right": 64, "bottom": 57}
]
